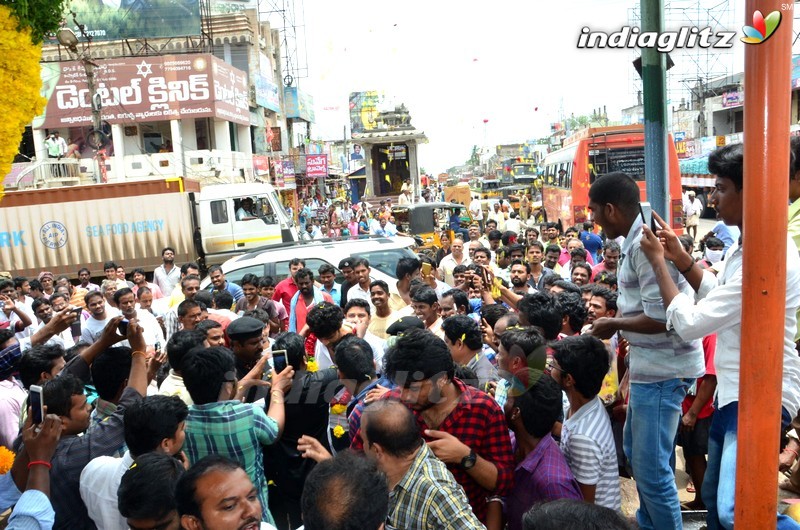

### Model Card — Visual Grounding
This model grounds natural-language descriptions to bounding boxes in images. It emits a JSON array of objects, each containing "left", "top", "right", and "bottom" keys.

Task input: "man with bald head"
[{"left": 360, "top": 400, "right": 486, "bottom": 529}]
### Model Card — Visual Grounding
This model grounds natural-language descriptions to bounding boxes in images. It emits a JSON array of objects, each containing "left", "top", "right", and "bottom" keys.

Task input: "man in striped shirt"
[
  {"left": 360, "top": 399, "right": 485, "bottom": 530},
  {"left": 588, "top": 173, "right": 703, "bottom": 529},
  {"left": 550, "top": 335, "right": 621, "bottom": 511}
]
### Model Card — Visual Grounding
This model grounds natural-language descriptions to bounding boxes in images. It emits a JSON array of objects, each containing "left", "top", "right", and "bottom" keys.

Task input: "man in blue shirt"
[
  {"left": 207, "top": 265, "right": 244, "bottom": 302},
  {"left": 579, "top": 221, "right": 604, "bottom": 263},
  {"left": 318, "top": 264, "right": 341, "bottom": 306},
  {"left": 703, "top": 221, "right": 741, "bottom": 255}
]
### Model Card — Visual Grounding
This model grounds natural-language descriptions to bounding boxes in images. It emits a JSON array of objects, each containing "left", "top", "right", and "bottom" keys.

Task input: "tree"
[
  {"left": 565, "top": 115, "right": 591, "bottom": 131},
  {"left": 467, "top": 145, "right": 480, "bottom": 167}
]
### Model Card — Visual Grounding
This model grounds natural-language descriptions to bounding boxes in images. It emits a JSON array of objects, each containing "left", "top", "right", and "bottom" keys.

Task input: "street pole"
[
  {"left": 84, "top": 58, "right": 102, "bottom": 183},
  {"left": 640, "top": 0, "right": 669, "bottom": 219},
  {"left": 736, "top": 0, "right": 791, "bottom": 528}
]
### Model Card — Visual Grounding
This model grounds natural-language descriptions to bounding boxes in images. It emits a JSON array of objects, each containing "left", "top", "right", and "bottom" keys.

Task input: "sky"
[{"left": 285, "top": 0, "right": 762, "bottom": 173}]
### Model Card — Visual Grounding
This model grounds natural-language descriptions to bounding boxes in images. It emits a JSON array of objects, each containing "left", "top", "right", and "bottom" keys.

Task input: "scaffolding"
[
  {"left": 258, "top": 0, "right": 309, "bottom": 89},
  {"left": 627, "top": 0, "right": 739, "bottom": 114}
]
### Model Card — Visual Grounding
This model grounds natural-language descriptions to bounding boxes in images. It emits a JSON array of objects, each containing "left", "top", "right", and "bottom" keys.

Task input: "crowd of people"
[{"left": 1, "top": 141, "right": 800, "bottom": 530}]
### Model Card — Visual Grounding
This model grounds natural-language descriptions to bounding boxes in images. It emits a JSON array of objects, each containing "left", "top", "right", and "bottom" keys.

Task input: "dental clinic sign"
[{"left": 37, "top": 54, "right": 250, "bottom": 128}]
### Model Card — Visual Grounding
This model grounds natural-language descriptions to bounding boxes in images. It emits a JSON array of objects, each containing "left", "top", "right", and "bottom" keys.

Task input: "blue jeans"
[
  {"left": 703, "top": 402, "right": 800, "bottom": 530},
  {"left": 624, "top": 378, "right": 689, "bottom": 530}
]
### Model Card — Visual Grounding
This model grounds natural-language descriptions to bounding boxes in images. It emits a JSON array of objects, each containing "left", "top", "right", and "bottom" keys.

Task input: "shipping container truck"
[{"left": 0, "top": 177, "right": 297, "bottom": 278}]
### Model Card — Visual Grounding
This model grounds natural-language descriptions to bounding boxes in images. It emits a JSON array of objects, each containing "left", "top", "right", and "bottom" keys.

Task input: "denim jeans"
[
  {"left": 703, "top": 402, "right": 800, "bottom": 530},
  {"left": 624, "top": 378, "right": 689, "bottom": 530}
]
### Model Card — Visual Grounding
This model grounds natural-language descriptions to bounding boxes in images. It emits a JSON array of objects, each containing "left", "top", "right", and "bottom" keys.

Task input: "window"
[
  {"left": 273, "top": 258, "right": 341, "bottom": 284},
  {"left": 224, "top": 265, "right": 266, "bottom": 287},
  {"left": 234, "top": 196, "right": 276, "bottom": 223},
  {"left": 210, "top": 200, "right": 228, "bottom": 224}
]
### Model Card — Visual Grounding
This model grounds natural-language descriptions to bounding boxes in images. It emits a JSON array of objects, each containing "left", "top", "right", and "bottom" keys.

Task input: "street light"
[
  {"left": 56, "top": 26, "right": 105, "bottom": 183},
  {"left": 56, "top": 28, "right": 79, "bottom": 52}
]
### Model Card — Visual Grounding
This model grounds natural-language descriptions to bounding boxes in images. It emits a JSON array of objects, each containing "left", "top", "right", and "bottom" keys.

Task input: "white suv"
[{"left": 202, "top": 235, "right": 418, "bottom": 287}]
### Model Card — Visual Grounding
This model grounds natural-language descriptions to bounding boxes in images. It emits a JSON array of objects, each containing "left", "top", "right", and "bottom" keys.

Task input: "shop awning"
[{"left": 679, "top": 156, "right": 709, "bottom": 175}]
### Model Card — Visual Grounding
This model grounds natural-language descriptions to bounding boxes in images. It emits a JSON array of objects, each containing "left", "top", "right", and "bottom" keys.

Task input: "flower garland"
[
  {"left": 0, "top": 4, "right": 45, "bottom": 201},
  {"left": 0, "top": 445, "right": 14, "bottom": 474},
  {"left": 304, "top": 332, "right": 318, "bottom": 372}
]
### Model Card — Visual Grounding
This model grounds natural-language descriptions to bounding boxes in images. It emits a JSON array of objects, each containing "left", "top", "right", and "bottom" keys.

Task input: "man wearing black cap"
[
  {"left": 338, "top": 258, "right": 357, "bottom": 309},
  {"left": 226, "top": 316, "right": 266, "bottom": 380},
  {"left": 386, "top": 315, "right": 426, "bottom": 337}
]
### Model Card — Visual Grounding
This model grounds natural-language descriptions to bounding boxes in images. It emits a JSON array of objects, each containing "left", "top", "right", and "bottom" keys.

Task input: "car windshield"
[{"left": 351, "top": 247, "right": 417, "bottom": 279}]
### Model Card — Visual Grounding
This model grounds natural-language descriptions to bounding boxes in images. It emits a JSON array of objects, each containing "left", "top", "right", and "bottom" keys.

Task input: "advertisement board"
[
  {"left": 349, "top": 91, "right": 385, "bottom": 134},
  {"left": 253, "top": 155, "right": 270, "bottom": 177},
  {"left": 306, "top": 155, "right": 328, "bottom": 178},
  {"left": 210, "top": 0, "right": 258, "bottom": 14},
  {"left": 65, "top": 0, "right": 201, "bottom": 41},
  {"left": 255, "top": 75, "right": 281, "bottom": 113},
  {"left": 37, "top": 54, "right": 250, "bottom": 129},
  {"left": 284, "top": 87, "right": 315, "bottom": 122}
]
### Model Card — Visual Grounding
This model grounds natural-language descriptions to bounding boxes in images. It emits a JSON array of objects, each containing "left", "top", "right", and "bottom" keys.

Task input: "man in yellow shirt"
[
  {"left": 368, "top": 280, "right": 399, "bottom": 339},
  {"left": 168, "top": 263, "right": 201, "bottom": 309}
]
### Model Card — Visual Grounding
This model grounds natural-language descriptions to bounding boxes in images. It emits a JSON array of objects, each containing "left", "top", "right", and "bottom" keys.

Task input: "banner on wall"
[{"left": 37, "top": 54, "right": 249, "bottom": 129}]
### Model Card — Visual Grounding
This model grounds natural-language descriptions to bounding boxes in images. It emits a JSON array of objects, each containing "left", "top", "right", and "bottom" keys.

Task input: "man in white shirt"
[
  {"left": 80, "top": 395, "right": 188, "bottom": 530},
  {"left": 347, "top": 259, "right": 374, "bottom": 309},
  {"left": 153, "top": 247, "right": 181, "bottom": 297},
  {"left": 438, "top": 238, "right": 471, "bottom": 286},
  {"left": 81, "top": 291, "right": 116, "bottom": 345},
  {"left": 343, "top": 299, "right": 387, "bottom": 370},
  {"left": 683, "top": 190, "right": 703, "bottom": 242},
  {"left": 639, "top": 143, "right": 800, "bottom": 530},
  {"left": 31, "top": 297, "right": 75, "bottom": 349},
  {"left": 469, "top": 195, "right": 484, "bottom": 230},
  {"left": 398, "top": 188, "right": 412, "bottom": 205},
  {"left": 116, "top": 288, "right": 165, "bottom": 349},
  {"left": 487, "top": 202, "right": 506, "bottom": 232},
  {"left": 236, "top": 197, "right": 257, "bottom": 220}
]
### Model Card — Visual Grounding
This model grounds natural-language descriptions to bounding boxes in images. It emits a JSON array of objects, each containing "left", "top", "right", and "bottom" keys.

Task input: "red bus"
[{"left": 541, "top": 125, "right": 684, "bottom": 230}]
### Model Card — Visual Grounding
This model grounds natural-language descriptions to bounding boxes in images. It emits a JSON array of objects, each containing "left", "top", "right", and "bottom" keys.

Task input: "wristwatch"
[{"left": 460, "top": 449, "right": 477, "bottom": 470}]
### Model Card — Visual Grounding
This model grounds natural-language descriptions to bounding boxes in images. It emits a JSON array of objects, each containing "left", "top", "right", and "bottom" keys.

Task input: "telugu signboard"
[
  {"left": 306, "top": 155, "right": 328, "bottom": 178},
  {"left": 65, "top": 0, "right": 201, "bottom": 41},
  {"left": 36, "top": 54, "right": 250, "bottom": 129}
]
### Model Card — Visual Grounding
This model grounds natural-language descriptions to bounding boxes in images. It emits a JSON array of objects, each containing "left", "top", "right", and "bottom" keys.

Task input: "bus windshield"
[{"left": 588, "top": 146, "right": 646, "bottom": 181}]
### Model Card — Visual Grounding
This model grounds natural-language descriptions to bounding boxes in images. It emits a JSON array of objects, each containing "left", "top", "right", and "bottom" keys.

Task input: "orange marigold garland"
[{"left": 0, "top": 445, "right": 15, "bottom": 474}]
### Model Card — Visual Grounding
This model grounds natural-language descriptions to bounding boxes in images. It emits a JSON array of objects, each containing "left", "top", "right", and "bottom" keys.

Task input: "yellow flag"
[{"left": 385, "top": 174, "right": 391, "bottom": 184}]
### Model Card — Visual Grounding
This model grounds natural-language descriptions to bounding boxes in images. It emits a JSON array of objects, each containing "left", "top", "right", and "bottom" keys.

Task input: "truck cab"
[{"left": 195, "top": 183, "right": 297, "bottom": 263}]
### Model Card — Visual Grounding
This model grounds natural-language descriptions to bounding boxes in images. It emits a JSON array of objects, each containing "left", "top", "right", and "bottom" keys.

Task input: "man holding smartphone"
[
  {"left": 29, "top": 317, "right": 148, "bottom": 528},
  {"left": 588, "top": 173, "right": 703, "bottom": 530},
  {"left": 227, "top": 317, "right": 268, "bottom": 382}
]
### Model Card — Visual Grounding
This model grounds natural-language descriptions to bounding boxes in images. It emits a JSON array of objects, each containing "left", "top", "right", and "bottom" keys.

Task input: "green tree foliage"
[
  {"left": 467, "top": 145, "right": 480, "bottom": 166},
  {"left": 0, "top": 0, "right": 68, "bottom": 43}
]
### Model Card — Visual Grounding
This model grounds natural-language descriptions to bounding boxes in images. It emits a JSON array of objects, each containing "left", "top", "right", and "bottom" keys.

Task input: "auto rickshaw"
[{"left": 391, "top": 202, "right": 468, "bottom": 255}]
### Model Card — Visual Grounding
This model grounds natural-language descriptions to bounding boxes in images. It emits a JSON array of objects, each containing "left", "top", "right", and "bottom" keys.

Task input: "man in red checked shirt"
[{"left": 351, "top": 328, "right": 514, "bottom": 527}]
